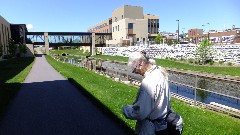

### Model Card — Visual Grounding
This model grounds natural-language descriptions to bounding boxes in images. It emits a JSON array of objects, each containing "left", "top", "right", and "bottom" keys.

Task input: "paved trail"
[{"left": 0, "top": 52, "right": 131, "bottom": 135}]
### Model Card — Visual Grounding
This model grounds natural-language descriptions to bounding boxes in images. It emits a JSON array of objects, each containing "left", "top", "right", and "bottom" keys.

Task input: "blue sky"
[{"left": 0, "top": 0, "right": 239, "bottom": 33}]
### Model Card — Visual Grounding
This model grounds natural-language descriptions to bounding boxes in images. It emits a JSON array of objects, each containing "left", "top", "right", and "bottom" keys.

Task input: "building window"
[
  {"left": 118, "top": 25, "right": 119, "bottom": 31},
  {"left": 122, "top": 15, "right": 123, "bottom": 19},
  {"left": 137, "top": 38, "right": 139, "bottom": 41},
  {"left": 113, "top": 27, "right": 114, "bottom": 32},
  {"left": 128, "top": 23, "right": 133, "bottom": 29}
]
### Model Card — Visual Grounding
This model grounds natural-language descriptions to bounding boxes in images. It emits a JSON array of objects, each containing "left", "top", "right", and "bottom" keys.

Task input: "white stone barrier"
[{"left": 102, "top": 44, "right": 240, "bottom": 64}]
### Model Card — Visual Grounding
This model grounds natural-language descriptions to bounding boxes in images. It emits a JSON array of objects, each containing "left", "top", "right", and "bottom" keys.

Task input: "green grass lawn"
[
  {"left": 50, "top": 49, "right": 86, "bottom": 56},
  {"left": 46, "top": 55, "right": 240, "bottom": 135},
  {"left": 93, "top": 55, "right": 240, "bottom": 77},
  {"left": 0, "top": 57, "right": 35, "bottom": 119}
]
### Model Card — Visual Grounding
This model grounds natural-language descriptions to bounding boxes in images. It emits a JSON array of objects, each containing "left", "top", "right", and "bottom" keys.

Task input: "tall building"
[
  {"left": 87, "top": 18, "right": 112, "bottom": 33},
  {"left": 0, "top": 15, "right": 11, "bottom": 58},
  {"left": 10, "top": 24, "right": 28, "bottom": 45},
  {"left": 87, "top": 5, "right": 159, "bottom": 46},
  {"left": 144, "top": 14, "right": 159, "bottom": 40}
]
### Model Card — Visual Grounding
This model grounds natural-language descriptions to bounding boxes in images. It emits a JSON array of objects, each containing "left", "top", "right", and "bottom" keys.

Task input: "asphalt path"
[{"left": 0, "top": 52, "right": 131, "bottom": 135}]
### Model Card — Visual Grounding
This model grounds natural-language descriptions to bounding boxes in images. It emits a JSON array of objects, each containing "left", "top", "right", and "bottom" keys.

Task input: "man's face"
[{"left": 132, "top": 61, "right": 144, "bottom": 75}]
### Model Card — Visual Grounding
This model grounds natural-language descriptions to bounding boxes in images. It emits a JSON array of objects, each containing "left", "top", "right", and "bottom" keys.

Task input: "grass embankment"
[
  {"left": 93, "top": 55, "right": 240, "bottom": 77},
  {"left": 46, "top": 55, "right": 240, "bottom": 135},
  {"left": 50, "top": 49, "right": 86, "bottom": 56},
  {"left": 0, "top": 57, "right": 35, "bottom": 119}
]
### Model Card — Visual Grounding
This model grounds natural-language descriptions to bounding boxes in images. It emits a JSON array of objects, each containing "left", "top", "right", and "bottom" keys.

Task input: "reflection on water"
[
  {"left": 197, "top": 78, "right": 210, "bottom": 102},
  {"left": 170, "top": 84, "right": 240, "bottom": 109}
]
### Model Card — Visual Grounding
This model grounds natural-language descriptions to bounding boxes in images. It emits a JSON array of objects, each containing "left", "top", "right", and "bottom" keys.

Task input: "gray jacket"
[{"left": 122, "top": 65, "right": 170, "bottom": 135}]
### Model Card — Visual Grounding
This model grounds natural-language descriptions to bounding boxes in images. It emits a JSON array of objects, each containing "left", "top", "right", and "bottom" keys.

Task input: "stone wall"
[{"left": 102, "top": 44, "right": 240, "bottom": 64}]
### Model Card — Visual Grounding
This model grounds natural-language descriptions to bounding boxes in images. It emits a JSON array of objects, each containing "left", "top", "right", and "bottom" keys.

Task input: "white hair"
[{"left": 128, "top": 51, "right": 168, "bottom": 79}]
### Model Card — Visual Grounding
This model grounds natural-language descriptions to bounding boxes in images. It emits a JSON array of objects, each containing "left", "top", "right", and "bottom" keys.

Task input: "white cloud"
[{"left": 26, "top": 24, "right": 34, "bottom": 31}]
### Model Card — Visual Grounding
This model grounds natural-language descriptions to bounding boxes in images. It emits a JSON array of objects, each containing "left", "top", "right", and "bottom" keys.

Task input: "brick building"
[{"left": 188, "top": 28, "right": 240, "bottom": 44}]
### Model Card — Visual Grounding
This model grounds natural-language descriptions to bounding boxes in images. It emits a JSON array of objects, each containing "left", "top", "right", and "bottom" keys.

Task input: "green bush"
[
  {"left": 219, "top": 60, "right": 224, "bottom": 65},
  {"left": 84, "top": 50, "right": 90, "bottom": 56},
  {"left": 209, "top": 61, "right": 214, "bottom": 65},
  {"left": 194, "top": 60, "right": 199, "bottom": 64},
  {"left": 0, "top": 44, "right": 3, "bottom": 57},
  {"left": 227, "top": 62, "right": 233, "bottom": 66},
  {"left": 58, "top": 46, "right": 64, "bottom": 50},
  {"left": 188, "top": 58, "right": 194, "bottom": 64}
]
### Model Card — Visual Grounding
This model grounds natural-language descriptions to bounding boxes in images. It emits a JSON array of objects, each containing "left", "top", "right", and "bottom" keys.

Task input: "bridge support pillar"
[
  {"left": 44, "top": 32, "right": 49, "bottom": 55},
  {"left": 91, "top": 33, "right": 96, "bottom": 56}
]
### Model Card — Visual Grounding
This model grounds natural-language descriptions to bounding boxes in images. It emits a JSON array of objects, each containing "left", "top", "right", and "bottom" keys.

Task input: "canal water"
[{"left": 170, "top": 84, "right": 240, "bottom": 109}]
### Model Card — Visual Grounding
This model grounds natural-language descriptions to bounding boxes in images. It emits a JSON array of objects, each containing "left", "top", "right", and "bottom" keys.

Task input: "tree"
[
  {"left": 0, "top": 44, "right": 3, "bottom": 57},
  {"left": 26, "top": 38, "right": 33, "bottom": 44},
  {"left": 167, "top": 39, "right": 173, "bottom": 45},
  {"left": 155, "top": 34, "right": 163, "bottom": 44},
  {"left": 19, "top": 43, "right": 27, "bottom": 57},
  {"left": 195, "top": 38, "right": 214, "bottom": 65},
  {"left": 8, "top": 38, "right": 17, "bottom": 57},
  {"left": 173, "top": 40, "right": 179, "bottom": 45}
]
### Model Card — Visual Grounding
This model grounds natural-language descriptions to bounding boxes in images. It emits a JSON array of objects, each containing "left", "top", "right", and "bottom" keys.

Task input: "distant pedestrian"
[{"left": 122, "top": 50, "right": 183, "bottom": 135}]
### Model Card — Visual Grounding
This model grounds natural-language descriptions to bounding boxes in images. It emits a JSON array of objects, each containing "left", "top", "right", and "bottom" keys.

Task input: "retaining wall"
[{"left": 102, "top": 44, "right": 240, "bottom": 64}]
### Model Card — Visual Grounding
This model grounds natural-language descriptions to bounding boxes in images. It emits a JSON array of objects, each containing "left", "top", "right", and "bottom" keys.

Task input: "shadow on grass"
[
  {"left": 0, "top": 57, "right": 34, "bottom": 121},
  {"left": 68, "top": 78, "right": 135, "bottom": 134}
]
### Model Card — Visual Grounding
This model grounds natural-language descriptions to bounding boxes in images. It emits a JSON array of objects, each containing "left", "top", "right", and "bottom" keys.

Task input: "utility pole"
[
  {"left": 207, "top": 23, "right": 210, "bottom": 41},
  {"left": 176, "top": 20, "right": 179, "bottom": 43},
  {"left": 202, "top": 24, "right": 205, "bottom": 42},
  {"left": 182, "top": 28, "right": 185, "bottom": 41}
]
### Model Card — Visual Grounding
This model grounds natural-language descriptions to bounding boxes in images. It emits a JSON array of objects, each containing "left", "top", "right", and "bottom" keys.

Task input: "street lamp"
[
  {"left": 176, "top": 20, "right": 179, "bottom": 42},
  {"left": 202, "top": 25, "right": 205, "bottom": 32},
  {"left": 182, "top": 28, "right": 185, "bottom": 41},
  {"left": 202, "top": 25, "right": 206, "bottom": 41},
  {"left": 207, "top": 23, "right": 210, "bottom": 40}
]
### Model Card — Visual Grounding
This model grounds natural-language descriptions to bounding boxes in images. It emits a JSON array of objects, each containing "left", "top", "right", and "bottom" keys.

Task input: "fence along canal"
[{"left": 53, "top": 55, "right": 240, "bottom": 118}]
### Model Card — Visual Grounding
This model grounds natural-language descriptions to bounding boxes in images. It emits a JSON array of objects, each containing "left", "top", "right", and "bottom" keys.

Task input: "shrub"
[
  {"left": 58, "top": 46, "right": 63, "bottom": 50},
  {"left": 188, "top": 58, "right": 194, "bottom": 64},
  {"left": 84, "top": 50, "right": 90, "bottom": 56},
  {"left": 0, "top": 44, "right": 3, "bottom": 57},
  {"left": 227, "top": 62, "right": 233, "bottom": 66},
  {"left": 209, "top": 61, "right": 214, "bottom": 65},
  {"left": 2, "top": 55, "right": 12, "bottom": 59},
  {"left": 8, "top": 38, "right": 17, "bottom": 57},
  {"left": 79, "top": 49, "right": 84, "bottom": 54},
  {"left": 219, "top": 61, "right": 224, "bottom": 65}
]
